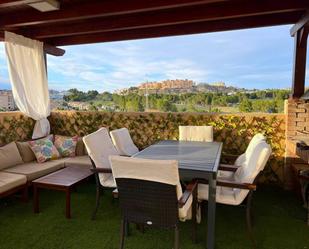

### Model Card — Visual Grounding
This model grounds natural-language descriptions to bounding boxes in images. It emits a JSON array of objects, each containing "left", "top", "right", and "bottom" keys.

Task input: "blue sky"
[{"left": 0, "top": 25, "right": 308, "bottom": 92}]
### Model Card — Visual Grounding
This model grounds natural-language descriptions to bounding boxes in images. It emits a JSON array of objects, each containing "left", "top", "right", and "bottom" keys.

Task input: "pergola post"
[
  {"left": 291, "top": 28, "right": 308, "bottom": 98},
  {"left": 290, "top": 11, "right": 309, "bottom": 99}
]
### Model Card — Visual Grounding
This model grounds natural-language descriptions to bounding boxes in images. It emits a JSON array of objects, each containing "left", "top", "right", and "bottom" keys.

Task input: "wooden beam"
[
  {"left": 43, "top": 43, "right": 65, "bottom": 56},
  {"left": 45, "top": 12, "right": 301, "bottom": 46},
  {"left": 0, "top": 0, "right": 32, "bottom": 8},
  {"left": 0, "top": 0, "right": 228, "bottom": 28},
  {"left": 291, "top": 27, "right": 308, "bottom": 98},
  {"left": 290, "top": 9, "right": 309, "bottom": 36},
  {"left": 0, "top": 31, "right": 65, "bottom": 56},
  {"left": 24, "top": 1, "right": 309, "bottom": 39}
]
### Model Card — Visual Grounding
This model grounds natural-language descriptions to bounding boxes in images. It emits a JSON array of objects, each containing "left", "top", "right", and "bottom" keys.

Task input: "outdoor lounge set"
[{"left": 0, "top": 125, "right": 272, "bottom": 249}]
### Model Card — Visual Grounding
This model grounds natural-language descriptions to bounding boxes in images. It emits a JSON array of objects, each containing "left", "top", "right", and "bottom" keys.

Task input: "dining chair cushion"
[
  {"left": 198, "top": 140, "right": 271, "bottom": 205},
  {"left": 234, "top": 140, "right": 272, "bottom": 184},
  {"left": 179, "top": 126, "right": 213, "bottom": 142},
  {"left": 234, "top": 133, "right": 265, "bottom": 166},
  {"left": 83, "top": 127, "right": 118, "bottom": 187},
  {"left": 198, "top": 184, "right": 248, "bottom": 206},
  {"left": 110, "top": 156, "right": 192, "bottom": 220},
  {"left": 110, "top": 128, "right": 139, "bottom": 156},
  {"left": 217, "top": 170, "right": 234, "bottom": 180}
]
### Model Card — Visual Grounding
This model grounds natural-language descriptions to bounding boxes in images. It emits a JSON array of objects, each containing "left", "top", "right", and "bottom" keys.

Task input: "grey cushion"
[
  {"left": 16, "top": 141, "right": 36, "bottom": 163},
  {"left": 0, "top": 142, "right": 23, "bottom": 170},
  {"left": 75, "top": 138, "right": 85, "bottom": 156}
]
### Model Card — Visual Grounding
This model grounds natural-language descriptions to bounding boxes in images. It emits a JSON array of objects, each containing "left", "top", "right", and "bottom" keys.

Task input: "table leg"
[
  {"left": 207, "top": 175, "right": 217, "bottom": 249},
  {"left": 33, "top": 185, "right": 39, "bottom": 214},
  {"left": 66, "top": 188, "right": 71, "bottom": 219}
]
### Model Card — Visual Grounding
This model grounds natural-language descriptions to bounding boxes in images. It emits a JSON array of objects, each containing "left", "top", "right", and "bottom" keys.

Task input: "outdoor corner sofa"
[{"left": 0, "top": 138, "right": 92, "bottom": 200}]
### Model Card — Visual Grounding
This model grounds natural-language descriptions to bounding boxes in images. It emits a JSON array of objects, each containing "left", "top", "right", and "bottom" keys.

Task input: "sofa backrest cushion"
[
  {"left": 0, "top": 142, "right": 23, "bottom": 170},
  {"left": 16, "top": 141, "right": 36, "bottom": 163},
  {"left": 76, "top": 137, "right": 85, "bottom": 156}
]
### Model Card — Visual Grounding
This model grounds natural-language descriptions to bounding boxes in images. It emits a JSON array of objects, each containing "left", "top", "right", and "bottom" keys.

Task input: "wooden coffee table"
[{"left": 32, "top": 166, "right": 93, "bottom": 219}]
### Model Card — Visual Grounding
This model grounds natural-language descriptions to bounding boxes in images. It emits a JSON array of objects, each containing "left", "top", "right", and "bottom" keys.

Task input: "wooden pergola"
[{"left": 0, "top": 0, "right": 308, "bottom": 96}]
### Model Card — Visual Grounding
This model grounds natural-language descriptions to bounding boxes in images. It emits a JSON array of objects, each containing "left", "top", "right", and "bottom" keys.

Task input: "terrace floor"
[{"left": 0, "top": 183, "right": 308, "bottom": 249}]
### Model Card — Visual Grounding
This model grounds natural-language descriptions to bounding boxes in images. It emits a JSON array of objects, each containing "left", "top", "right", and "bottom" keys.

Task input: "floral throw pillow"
[
  {"left": 28, "top": 135, "right": 60, "bottom": 163},
  {"left": 54, "top": 135, "right": 78, "bottom": 158}
]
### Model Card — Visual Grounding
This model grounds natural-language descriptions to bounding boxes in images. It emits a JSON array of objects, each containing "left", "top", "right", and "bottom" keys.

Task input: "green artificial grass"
[{"left": 0, "top": 183, "right": 308, "bottom": 249}]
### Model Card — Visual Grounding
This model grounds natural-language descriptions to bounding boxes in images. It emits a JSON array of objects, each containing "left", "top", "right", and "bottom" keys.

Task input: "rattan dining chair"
[
  {"left": 110, "top": 156, "right": 198, "bottom": 249},
  {"left": 198, "top": 140, "right": 272, "bottom": 248},
  {"left": 179, "top": 125, "right": 213, "bottom": 142},
  {"left": 110, "top": 128, "right": 139, "bottom": 156},
  {"left": 83, "top": 127, "right": 119, "bottom": 219}
]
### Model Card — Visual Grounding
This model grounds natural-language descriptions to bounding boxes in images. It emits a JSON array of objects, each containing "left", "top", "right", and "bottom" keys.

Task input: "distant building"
[
  {"left": 139, "top": 79, "right": 194, "bottom": 90},
  {"left": 0, "top": 90, "right": 16, "bottom": 111},
  {"left": 68, "top": 101, "right": 90, "bottom": 110},
  {"left": 210, "top": 82, "right": 226, "bottom": 87}
]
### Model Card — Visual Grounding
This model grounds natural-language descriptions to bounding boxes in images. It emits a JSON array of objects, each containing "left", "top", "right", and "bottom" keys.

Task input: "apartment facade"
[{"left": 0, "top": 91, "right": 16, "bottom": 111}]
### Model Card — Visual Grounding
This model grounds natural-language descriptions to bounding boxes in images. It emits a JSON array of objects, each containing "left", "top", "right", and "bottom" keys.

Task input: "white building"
[{"left": 0, "top": 91, "right": 16, "bottom": 111}]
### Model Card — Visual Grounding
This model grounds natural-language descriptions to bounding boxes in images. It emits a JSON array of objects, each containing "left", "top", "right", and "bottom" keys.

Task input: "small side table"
[
  {"left": 299, "top": 169, "right": 309, "bottom": 226},
  {"left": 33, "top": 167, "right": 93, "bottom": 219}
]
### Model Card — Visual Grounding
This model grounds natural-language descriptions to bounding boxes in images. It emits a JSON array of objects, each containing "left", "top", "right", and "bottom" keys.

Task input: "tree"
[
  {"left": 239, "top": 99, "right": 253, "bottom": 112},
  {"left": 157, "top": 99, "right": 177, "bottom": 112}
]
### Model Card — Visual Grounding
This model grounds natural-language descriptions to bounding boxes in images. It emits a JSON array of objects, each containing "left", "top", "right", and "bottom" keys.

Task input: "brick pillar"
[{"left": 284, "top": 98, "right": 309, "bottom": 189}]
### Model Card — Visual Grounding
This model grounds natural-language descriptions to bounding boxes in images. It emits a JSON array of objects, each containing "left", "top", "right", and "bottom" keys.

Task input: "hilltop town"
[{"left": 114, "top": 79, "right": 241, "bottom": 95}]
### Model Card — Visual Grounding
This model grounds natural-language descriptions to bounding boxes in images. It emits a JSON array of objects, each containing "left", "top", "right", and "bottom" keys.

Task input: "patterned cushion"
[
  {"left": 28, "top": 135, "right": 60, "bottom": 163},
  {"left": 54, "top": 135, "right": 78, "bottom": 158}
]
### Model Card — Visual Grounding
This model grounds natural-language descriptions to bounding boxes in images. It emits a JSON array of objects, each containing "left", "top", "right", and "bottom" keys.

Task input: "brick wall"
[
  {"left": 285, "top": 99, "right": 309, "bottom": 138},
  {"left": 284, "top": 99, "right": 309, "bottom": 189}
]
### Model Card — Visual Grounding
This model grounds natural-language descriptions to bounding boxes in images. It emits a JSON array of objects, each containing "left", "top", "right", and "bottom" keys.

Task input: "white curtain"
[{"left": 4, "top": 31, "right": 51, "bottom": 139}]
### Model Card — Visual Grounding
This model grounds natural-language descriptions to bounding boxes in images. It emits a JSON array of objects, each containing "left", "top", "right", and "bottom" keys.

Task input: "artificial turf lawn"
[{"left": 0, "top": 183, "right": 308, "bottom": 249}]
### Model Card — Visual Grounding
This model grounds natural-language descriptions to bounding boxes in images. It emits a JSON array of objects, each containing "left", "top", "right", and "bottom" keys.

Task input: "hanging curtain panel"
[{"left": 4, "top": 31, "right": 51, "bottom": 139}]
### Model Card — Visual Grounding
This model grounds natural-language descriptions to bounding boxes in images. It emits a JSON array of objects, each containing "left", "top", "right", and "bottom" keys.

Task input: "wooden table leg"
[
  {"left": 33, "top": 185, "right": 39, "bottom": 214},
  {"left": 65, "top": 188, "right": 71, "bottom": 219}
]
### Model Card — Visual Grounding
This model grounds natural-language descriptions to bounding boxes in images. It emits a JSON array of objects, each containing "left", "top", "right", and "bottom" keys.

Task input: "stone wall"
[{"left": 0, "top": 111, "right": 286, "bottom": 184}]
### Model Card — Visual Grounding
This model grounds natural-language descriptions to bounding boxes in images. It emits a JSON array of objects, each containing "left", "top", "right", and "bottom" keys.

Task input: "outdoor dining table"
[{"left": 133, "top": 140, "right": 223, "bottom": 249}]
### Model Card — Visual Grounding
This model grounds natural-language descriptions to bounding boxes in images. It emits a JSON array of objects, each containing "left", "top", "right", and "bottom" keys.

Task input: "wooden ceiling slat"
[
  {"left": 46, "top": 12, "right": 302, "bottom": 46},
  {"left": 0, "top": 0, "right": 228, "bottom": 28},
  {"left": 23, "top": 1, "right": 309, "bottom": 39}
]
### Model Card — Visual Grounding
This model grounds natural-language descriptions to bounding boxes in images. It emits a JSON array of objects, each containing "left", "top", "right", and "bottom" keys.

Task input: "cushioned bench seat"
[
  {"left": 0, "top": 172, "right": 27, "bottom": 194},
  {"left": 64, "top": 156, "right": 92, "bottom": 168},
  {"left": 4, "top": 160, "right": 66, "bottom": 181}
]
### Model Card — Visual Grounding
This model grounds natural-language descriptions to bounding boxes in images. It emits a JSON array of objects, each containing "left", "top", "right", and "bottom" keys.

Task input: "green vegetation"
[
  {"left": 0, "top": 183, "right": 308, "bottom": 249},
  {"left": 62, "top": 89, "right": 290, "bottom": 113}
]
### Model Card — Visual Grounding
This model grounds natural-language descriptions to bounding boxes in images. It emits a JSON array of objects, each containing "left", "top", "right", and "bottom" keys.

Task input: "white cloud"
[
  {"left": 47, "top": 43, "right": 209, "bottom": 92},
  {"left": 0, "top": 25, "right": 298, "bottom": 91}
]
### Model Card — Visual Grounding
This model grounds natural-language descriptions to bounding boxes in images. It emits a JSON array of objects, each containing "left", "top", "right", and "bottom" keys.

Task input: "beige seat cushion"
[
  {"left": 0, "top": 142, "right": 23, "bottom": 170},
  {"left": 64, "top": 156, "right": 92, "bottom": 168},
  {"left": 4, "top": 159, "right": 66, "bottom": 181},
  {"left": 0, "top": 172, "right": 27, "bottom": 194},
  {"left": 16, "top": 141, "right": 36, "bottom": 163}
]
